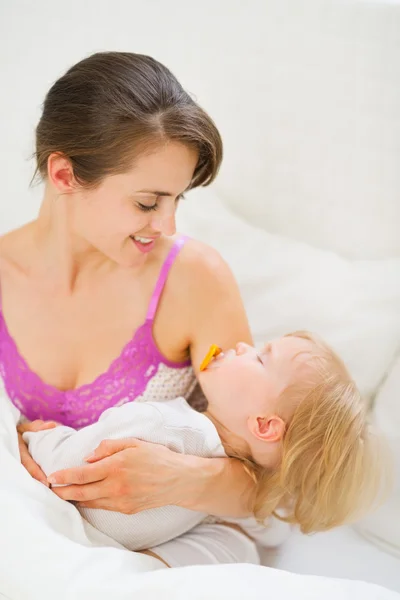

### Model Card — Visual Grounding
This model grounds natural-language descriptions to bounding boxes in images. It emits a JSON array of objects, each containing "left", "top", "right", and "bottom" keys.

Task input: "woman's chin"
[{"left": 110, "top": 245, "right": 148, "bottom": 268}]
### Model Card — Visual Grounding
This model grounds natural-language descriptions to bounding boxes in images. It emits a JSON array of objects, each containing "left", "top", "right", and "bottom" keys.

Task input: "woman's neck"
[{"left": 34, "top": 188, "right": 111, "bottom": 292}]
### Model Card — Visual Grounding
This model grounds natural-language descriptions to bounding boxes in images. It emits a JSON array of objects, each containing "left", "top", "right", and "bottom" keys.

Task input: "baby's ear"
[{"left": 248, "top": 415, "right": 286, "bottom": 443}]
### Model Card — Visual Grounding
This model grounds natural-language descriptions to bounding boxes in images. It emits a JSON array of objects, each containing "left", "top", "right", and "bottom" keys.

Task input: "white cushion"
[
  {"left": 178, "top": 188, "right": 400, "bottom": 400},
  {"left": 355, "top": 353, "right": 400, "bottom": 558}
]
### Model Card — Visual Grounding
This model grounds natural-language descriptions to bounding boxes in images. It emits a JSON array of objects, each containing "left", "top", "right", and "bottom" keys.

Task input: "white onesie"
[{"left": 24, "top": 398, "right": 289, "bottom": 567}]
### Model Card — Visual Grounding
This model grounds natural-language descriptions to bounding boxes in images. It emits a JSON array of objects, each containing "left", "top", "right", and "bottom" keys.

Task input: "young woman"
[{"left": 0, "top": 52, "right": 256, "bottom": 565}]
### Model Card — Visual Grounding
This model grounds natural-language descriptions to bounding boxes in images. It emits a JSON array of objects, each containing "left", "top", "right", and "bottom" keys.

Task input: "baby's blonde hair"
[{"left": 249, "top": 331, "right": 390, "bottom": 534}]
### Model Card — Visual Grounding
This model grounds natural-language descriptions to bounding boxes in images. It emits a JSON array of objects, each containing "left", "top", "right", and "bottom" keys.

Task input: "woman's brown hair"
[{"left": 35, "top": 52, "right": 222, "bottom": 189}]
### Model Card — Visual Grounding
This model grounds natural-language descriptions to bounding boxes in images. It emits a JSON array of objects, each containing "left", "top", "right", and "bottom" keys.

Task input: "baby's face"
[{"left": 199, "top": 335, "right": 314, "bottom": 441}]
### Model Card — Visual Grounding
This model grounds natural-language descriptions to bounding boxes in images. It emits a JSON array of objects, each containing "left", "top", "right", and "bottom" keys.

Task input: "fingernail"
[
  {"left": 47, "top": 476, "right": 56, "bottom": 484},
  {"left": 84, "top": 453, "right": 95, "bottom": 461}
]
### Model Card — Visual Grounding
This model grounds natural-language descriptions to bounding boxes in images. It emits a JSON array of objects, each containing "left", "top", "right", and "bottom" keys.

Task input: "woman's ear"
[
  {"left": 47, "top": 153, "right": 76, "bottom": 194},
  {"left": 248, "top": 415, "right": 286, "bottom": 443}
]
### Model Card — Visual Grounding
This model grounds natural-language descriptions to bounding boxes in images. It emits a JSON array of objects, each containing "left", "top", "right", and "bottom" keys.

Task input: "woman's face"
[{"left": 64, "top": 142, "right": 198, "bottom": 266}]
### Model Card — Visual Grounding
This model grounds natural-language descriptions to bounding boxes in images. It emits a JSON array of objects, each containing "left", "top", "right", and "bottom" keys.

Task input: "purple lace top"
[{"left": 0, "top": 236, "right": 195, "bottom": 429}]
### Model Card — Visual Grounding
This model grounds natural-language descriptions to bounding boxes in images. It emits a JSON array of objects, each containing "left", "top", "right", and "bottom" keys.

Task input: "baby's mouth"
[
  {"left": 208, "top": 348, "right": 237, "bottom": 368},
  {"left": 200, "top": 348, "right": 238, "bottom": 371}
]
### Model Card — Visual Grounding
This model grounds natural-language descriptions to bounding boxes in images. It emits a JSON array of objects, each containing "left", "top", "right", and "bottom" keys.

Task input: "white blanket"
[{"left": 0, "top": 389, "right": 398, "bottom": 600}]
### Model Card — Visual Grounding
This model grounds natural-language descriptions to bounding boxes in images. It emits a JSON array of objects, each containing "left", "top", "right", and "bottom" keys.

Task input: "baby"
[{"left": 23, "top": 331, "right": 386, "bottom": 564}]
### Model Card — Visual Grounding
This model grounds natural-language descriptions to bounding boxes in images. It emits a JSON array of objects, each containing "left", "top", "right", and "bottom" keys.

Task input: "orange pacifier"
[{"left": 200, "top": 344, "right": 222, "bottom": 371}]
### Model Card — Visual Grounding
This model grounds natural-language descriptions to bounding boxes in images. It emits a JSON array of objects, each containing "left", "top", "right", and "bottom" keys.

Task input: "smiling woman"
[
  {"left": 0, "top": 51, "right": 257, "bottom": 568},
  {"left": 42, "top": 141, "right": 198, "bottom": 266}
]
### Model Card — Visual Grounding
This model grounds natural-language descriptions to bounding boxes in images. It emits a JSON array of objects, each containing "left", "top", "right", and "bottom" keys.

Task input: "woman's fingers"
[
  {"left": 18, "top": 434, "right": 49, "bottom": 486},
  {"left": 17, "top": 420, "right": 58, "bottom": 434},
  {"left": 49, "top": 440, "right": 188, "bottom": 514},
  {"left": 76, "top": 498, "right": 113, "bottom": 510},
  {"left": 17, "top": 421, "right": 57, "bottom": 486},
  {"left": 47, "top": 455, "right": 115, "bottom": 486},
  {"left": 84, "top": 438, "right": 140, "bottom": 462},
  {"left": 51, "top": 482, "right": 109, "bottom": 503},
  {"left": 48, "top": 449, "right": 140, "bottom": 510}
]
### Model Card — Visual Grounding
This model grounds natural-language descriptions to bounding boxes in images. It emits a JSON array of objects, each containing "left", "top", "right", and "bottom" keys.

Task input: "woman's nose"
[{"left": 151, "top": 206, "right": 177, "bottom": 237}]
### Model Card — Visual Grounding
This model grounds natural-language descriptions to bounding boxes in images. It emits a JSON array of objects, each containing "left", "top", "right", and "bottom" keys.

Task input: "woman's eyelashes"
[
  {"left": 136, "top": 194, "right": 185, "bottom": 213},
  {"left": 137, "top": 202, "right": 158, "bottom": 212}
]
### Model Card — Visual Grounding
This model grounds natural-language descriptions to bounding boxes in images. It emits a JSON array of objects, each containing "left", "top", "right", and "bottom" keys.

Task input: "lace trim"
[{"left": 0, "top": 315, "right": 192, "bottom": 429}]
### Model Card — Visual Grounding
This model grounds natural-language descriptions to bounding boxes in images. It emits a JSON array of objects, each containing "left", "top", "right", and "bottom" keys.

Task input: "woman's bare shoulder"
[
  {"left": 178, "top": 237, "right": 230, "bottom": 273},
  {"left": 170, "top": 237, "right": 252, "bottom": 354},
  {"left": 0, "top": 230, "right": 13, "bottom": 267},
  {"left": 0, "top": 225, "right": 34, "bottom": 274},
  {"left": 169, "top": 236, "right": 240, "bottom": 307},
  {"left": 0, "top": 231, "right": 15, "bottom": 284}
]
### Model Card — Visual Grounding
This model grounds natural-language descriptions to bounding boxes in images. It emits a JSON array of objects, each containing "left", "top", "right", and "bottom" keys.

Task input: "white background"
[{"left": 1, "top": 0, "right": 400, "bottom": 259}]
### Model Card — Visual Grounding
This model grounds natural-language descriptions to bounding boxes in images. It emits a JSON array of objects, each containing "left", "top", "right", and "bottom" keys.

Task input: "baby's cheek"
[{"left": 228, "top": 364, "right": 257, "bottom": 389}]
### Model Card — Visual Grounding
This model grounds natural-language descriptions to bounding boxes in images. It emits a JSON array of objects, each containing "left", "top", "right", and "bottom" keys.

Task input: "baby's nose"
[{"left": 235, "top": 342, "right": 253, "bottom": 355}]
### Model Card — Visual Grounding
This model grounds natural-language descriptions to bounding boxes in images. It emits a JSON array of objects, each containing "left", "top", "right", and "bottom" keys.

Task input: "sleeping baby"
[{"left": 23, "top": 331, "right": 387, "bottom": 566}]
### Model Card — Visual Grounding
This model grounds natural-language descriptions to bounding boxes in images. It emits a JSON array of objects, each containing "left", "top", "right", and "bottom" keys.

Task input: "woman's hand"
[
  {"left": 17, "top": 420, "right": 58, "bottom": 486},
  {"left": 47, "top": 438, "right": 254, "bottom": 517},
  {"left": 47, "top": 438, "right": 210, "bottom": 513}
]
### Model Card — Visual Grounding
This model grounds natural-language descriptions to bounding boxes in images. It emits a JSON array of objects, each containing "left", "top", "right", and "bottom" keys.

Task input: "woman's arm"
[
  {"left": 50, "top": 437, "right": 255, "bottom": 517},
  {"left": 177, "top": 453, "right": 255, "bottom": 517},
  {"left": 181, "top": 241, "right": 256, "bottom": 517}
]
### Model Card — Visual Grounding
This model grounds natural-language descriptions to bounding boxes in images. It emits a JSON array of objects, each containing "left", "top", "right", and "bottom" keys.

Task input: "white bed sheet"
[
  {"left": 1, "top": 389, "right": 398, "bottom": 600},
  {"left": 262, "top": 527, "right": 400, "bottom": 593}
]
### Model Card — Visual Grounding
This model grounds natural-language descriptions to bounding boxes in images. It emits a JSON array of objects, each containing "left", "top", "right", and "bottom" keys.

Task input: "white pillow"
[
  {"left": 178, "top": 189, "right": 400, "bottom": 400},
  {"left": 355, "top": 353, "right": 400, "bottom": 558},
  {"left": 210, "top": 0, "right": 400, "bottom": 260}
]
